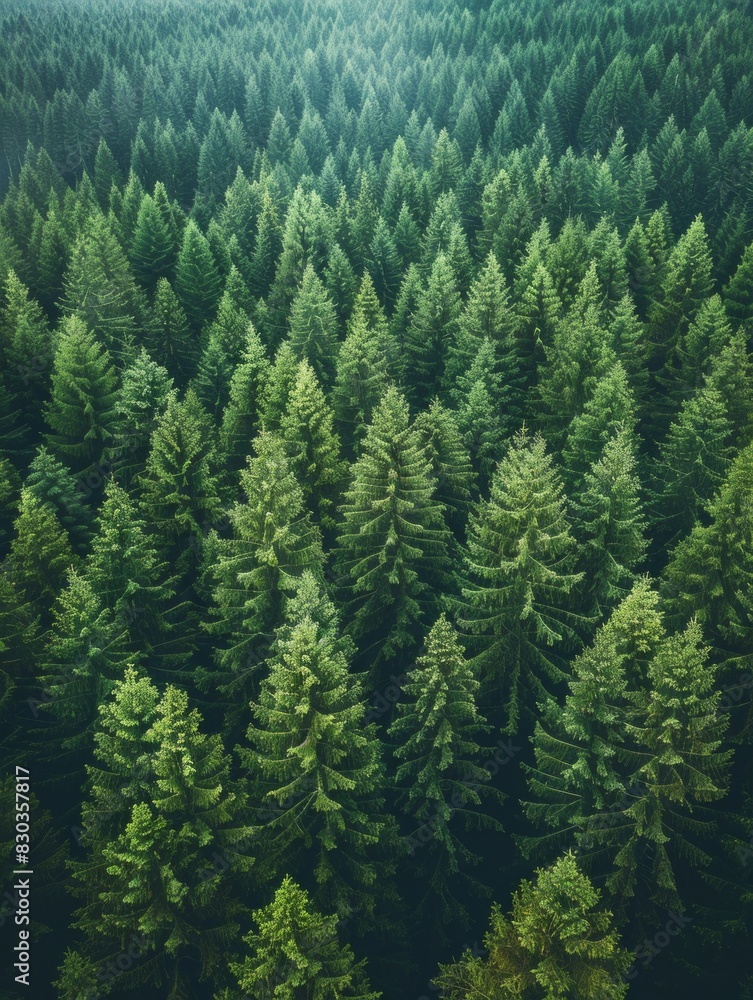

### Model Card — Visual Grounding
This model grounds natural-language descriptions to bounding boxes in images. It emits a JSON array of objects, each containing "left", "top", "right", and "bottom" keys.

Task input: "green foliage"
[
  {"left": 206, "top": 431, "right": 324, "bottom": 712},
  {"left": 175, "top": 219, "right": 223, "bottom": 330},
  {"left": 288, "top": 263, "right": 340, "bottom": 388},
  {"left": 280, "top": 360, "right": 347, "bottom": 533},
  {"left": 241, "top": 572, "right": 395, "bottom": 920},
  {"left": 389, "top": 614, "right": 504, "bottom": 922},
  {"left": 457, "top": 429, "right": 583, "bottom": 732},
  {"left": 335, "top": 387, "right": 451, "bottom": 672},
  {"left": 435, "top": 853, "right": 631, "bottom": 1000},
  {"left": 44, "top": 316, "right": 119, "bottom": 475},
  {"left": 139, "top": 388, "right": 222, "bottom": 573},
  {"left": 228, "top": 876, "right": 380, "bottom": 1000}
]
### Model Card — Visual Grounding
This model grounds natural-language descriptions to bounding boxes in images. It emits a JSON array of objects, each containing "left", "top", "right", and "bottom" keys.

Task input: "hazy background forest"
[{"left": 2, "top": 0, "right": 753, "bottom": 997}]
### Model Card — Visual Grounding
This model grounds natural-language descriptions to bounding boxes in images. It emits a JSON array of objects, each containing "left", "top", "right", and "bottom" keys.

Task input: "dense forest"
[{"left": 2, "top": 0, "right": 753, "bottom": 996}]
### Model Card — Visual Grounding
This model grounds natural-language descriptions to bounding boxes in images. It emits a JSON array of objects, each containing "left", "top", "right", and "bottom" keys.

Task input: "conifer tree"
[
  {"left": 206, "top": 431, "right": 324, "bottom": 712},
  {"left": 457, "top": 429, "right": 583, "bottom": 732},
  {"left": 454, "top": 339, "right": 510, "bottom": 491},
  {"left": 228, "top": 876, "right": 380, "bottom": 1000},
  {"left": 652, "top": 383, "right": 734, "bottom": 542},
  {"left": 146, "top": 277, "right": 197, "bottom": 384},
  {"left": 538, "top": 265, "right": 614, "bottom": 445},
  {"left": 68, "top": 675, "right": 254, "bottom": 997},
  {"left": 724, "top": 240, "right": 753, "bottom": 328},
  {"left": 6, "top": 487, "right": 75, "bottom": 608},
  {"left": 62, "top": 213, "right": 145, "bottom": 361},
  {"left": 324, "top": 242, "right": 358, "bottom": 333},
  {"left": 435, "top": 853, "right": 631, "bottom": 1000},
  {"left": 39, "top": 568, "right": 134, "bottom": 747},
  {"left": 86, "top": 478, "right": 182, "bottom": 671},
  {"left": 444, "top": 251, "right": 520, "bottom": 392},
  {"left": 240, "top": 573, "right": 395, "bottom": 921},
  {"left": 605, "top": 620, "right": 731, "bottom": 915},
  {"left": 129, "top": 192, "right": 177, "bottom": 291},
  {"left": 191, "top": 327, "right": 237, "bottom": 422},
  {"left": 0, "top": 270, "right": 52, "bottom": 425},
  {"left": 45, "top": 316, "right": 119, "bottom": 476},
  {"left": 280, "top": 360, "right": 347, "bottom": 534},
  {"left": 248, "top": 188, "right": 283, "bottom": 300},
  {"left": 562, "top": 362, "right": 638, "bottom": 492},
  {"left": 25, "top": 446, "right": 93, "bottom": 554},
  {"left": 140, "top": 389, "right": 222, "bottom": 575},
  {"left": 520, "top": 580, "right": 661, "bottom": 864},
  {"left": 522, "top": 582, "right": 730, "bottom": 921},
  {"left": 414, "top": 400, "right": 476, "bottom": 538},
  {"left": 404, "top": 253, "right": 461, "bottom": 405},
  {"left": 515, "top": 262, "right": 561, "bottom": 388},
  {"left": 573, "top": 430, "right": 647, "bottom": 616},
  {"left": 648, "top": 215, "right": 714, "bottom": 412},
  {"left": 260, "top": 340, "right": 300, "bottom": 432},
  {"left": 112, "top": 348, "right": 173, "bottom": 486},
  {"left": 220, "top": 326, "right": 272, "bottom": 470},
  {"left": 288, "top": 263, "right": 340, "bottom": 389},
  {"left": 661, "top": 441, "right": 753, "bottom": 670},
  {"left": 332, "top": 312, "right": 391, "bottom": 458},
  {"left": 175, "top": 218, "right": 223, "bottom": 331},
  {"left": 335, "top": 387, "right": 452, "bottom": 672},
  {"left": 389, "top": 615, "right": 504, "bottom": 923}
]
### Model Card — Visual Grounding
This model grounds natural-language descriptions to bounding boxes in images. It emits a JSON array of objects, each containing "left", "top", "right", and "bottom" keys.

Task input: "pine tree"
[
  {"left": 6, "top": 487, "right": 75, "bottom": 608},
  {"left": 435, "top": 853, "right": 631, "bottom": 1000},
  {"left": 288, "top": 264, "right": 340, "bottom": 390},
  {"left": 652, "top": 382, "right": 734, "bottom": 543},
  {"left": 389, "top": 615, "right": 504, "bottom": 923},
  {"left": 324, "top": 242, "right": 358, "bottom": 334},
  {"left": 0, "top": 270, "right": 52, "bottom": 426},
  {"left": 228, "top": 876, "right": 380, "bottom": 1000},
  {"left": 206, "top": 432, "right": 324, "bottom": 713},
  {"left": 85, "top": 478, "right": 180, "bottom": 670},
  {"left": 68, "top": 676, "right": 253, "bottom": 997},
  {"left": 61, "top": 213, "right": 145, "bottom": 361},
  {"left": 454, "top": 339, "right": 510, "bottom": 491},
  {"left": 404, "top": 253, "right": 461, "bottom": 405},
  {"left": 39, "top": 568, "right": 134, "bottom": 747},
  {"left": 332, "top": 311, "right": 391, "bottom": 458},
  {"left": 25, "top": 446, "right": 93, "bottom": 554},
  {"left": 648, "top": 215, "right": 714, "bottom": 417},
  {"left": 140, "top": 389, "right": 222, "bottom": 576},
  {"left": 515, "top": 262, "right": 561, "bottom": 388},
  {"left": 562, "top": 362, "right": 638, "bottom": 492},
  {"left": 240, "top": 573, "right": 395, "bottom": 920},
  {"left": 280, "top": 360, "right": 347, "bottom": 534},
  {"left": 605, "top": 620, "right": 731, "bottom": 915},
  {"left": 112, "top": 347, "right": 173, "bottom": 486},
  {"left": 661, "top": 441, "right": 753, "bottom": 673},
  {"left": 129, "top": 192, "right": 177, "bottom": 291},
  {"left": 724, "top": 241, "right": 753, "bottom": 328},
  {"left": 260, "top": 340, "right": 301, "bottom": 432},
  {"left": 538, "top": 265, "right": 615, "bottom": 445},
  {"left": 44, "top": 316, "right": 119, "bottom": 477},
  {"left": 573, "top": 430, "right": 647, "bottom": 616},
  {"left": 413, "top": 400, "right": 476, "bottom": 538},
  {"left": 146, "top": 278, "right": 197, "bottom": 384},
  {"left": 191, "top": 327, "right": 237, "bottom": 422},
  {"left": 444, "top": 251, "right": 519, "bottom": 392},
  {"left": 175, "top": 219, "right": 223, "bottom": 331},
  {"left": 456, "top": 429, "right": 583, "bottom": 732},
  {"left": 520, "top": 580, "right": 661, "bottom": 863},
  {"left": 335, "top": 387, "right": 452, "bottom": 672},
  {"left": 220, "top": 326, "right": 272, "bottom": 470}
]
